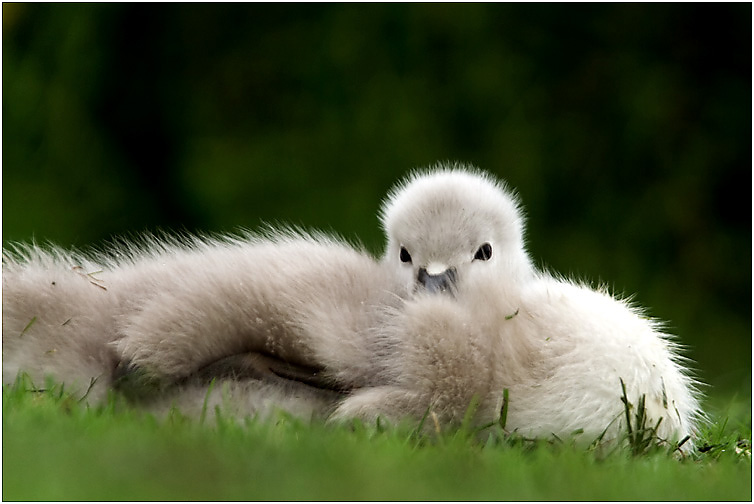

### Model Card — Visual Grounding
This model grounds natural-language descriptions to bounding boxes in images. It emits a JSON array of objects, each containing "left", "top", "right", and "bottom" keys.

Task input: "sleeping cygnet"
[{"left": 2, "top": 231, "right": 402, "bottom": 419}]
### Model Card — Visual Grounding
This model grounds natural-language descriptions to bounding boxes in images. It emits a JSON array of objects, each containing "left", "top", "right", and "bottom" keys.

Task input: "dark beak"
[{"left": 417, "top": 267, "right": 457, "bottom": 295}]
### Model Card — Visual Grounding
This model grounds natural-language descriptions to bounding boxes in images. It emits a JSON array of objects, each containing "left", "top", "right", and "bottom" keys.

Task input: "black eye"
[
  {"left": 474, "top": 243, "right": 492, "bottom": 261},
  {"left": 400, "top": 246, "right": 412, "bottom": 263}
]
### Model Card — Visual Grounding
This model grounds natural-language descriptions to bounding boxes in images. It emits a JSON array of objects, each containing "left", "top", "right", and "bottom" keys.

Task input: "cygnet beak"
[{"left": 417, "top": 266, "right": 457, "bottom": 295}]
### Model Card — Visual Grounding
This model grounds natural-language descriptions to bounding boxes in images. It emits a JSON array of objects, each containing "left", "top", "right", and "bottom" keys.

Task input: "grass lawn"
[{"left": 2, "top": 379, "right": 751, "bottom": 501}]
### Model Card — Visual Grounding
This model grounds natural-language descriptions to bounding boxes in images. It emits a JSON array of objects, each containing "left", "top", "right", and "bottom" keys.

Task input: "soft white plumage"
[
  {"left": 3, "top": 232, "right": 399, "bottom": 418},
  {"left": 332, "top": 168, "right": 702, "bottom": 445},
  {"left": 2, "top": 163, "right": 703, "bottom": 446}
]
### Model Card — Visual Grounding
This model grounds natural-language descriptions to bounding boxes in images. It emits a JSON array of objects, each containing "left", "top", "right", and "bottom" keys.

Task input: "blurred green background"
[{"left": 3, "top": 4, "right": 750, "bottom": 401}]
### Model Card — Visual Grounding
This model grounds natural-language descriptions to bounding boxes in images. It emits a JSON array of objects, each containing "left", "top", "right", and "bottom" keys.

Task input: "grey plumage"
[
  {"left": 2, "top": 163, "right": 703, "bottom": 447},
  {"left": 3, "top": 231, "right": 399, "bottom": 419}
]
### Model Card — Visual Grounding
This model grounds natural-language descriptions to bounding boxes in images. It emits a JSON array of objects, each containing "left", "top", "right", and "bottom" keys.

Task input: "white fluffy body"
[
  {"left": 2, "top": 163, "right": 703, "bottom": 445},
  {"left": 3, "top": 232, "right": 401, "bottom": 415}
]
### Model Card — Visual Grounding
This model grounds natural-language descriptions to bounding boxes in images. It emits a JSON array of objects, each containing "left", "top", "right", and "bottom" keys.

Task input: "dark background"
[{"left": 3, "top": 4, "right": 750, "bottom": 405}]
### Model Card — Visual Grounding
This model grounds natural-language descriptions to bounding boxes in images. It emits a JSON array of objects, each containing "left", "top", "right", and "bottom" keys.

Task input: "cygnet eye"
[
  {"left": 399, "top": 246, "right": 412, "bottom": 264},
  {"left": 474, "top": 243, "right": 492, "bottom": 261}
]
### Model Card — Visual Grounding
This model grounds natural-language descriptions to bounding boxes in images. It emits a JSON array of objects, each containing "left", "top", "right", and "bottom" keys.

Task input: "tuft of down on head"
[{"left": 379, "top": 162, "right": 535, "bottom": 295}]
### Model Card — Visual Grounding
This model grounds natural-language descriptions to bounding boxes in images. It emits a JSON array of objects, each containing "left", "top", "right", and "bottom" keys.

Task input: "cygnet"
[{"left": 332, "top": 166, "right": 703, "bottom": 447}]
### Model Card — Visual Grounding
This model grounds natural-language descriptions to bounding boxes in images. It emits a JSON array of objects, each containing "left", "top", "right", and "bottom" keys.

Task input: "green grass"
[{"left": 3, "top": 378, "right": 751, "bottom": 501}]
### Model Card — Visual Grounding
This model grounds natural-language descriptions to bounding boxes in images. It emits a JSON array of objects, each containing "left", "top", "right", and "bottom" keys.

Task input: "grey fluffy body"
[{"left": 2, "top": 163, "right": 703, "bottom": 445}]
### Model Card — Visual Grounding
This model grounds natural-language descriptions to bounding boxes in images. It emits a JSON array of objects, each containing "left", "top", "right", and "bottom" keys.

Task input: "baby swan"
[
  {"left": 332, "top": 167, "right": 703, "bottom": 448},
  {"left": 2, "top": 231, "right": 401, "bottom": 410}
]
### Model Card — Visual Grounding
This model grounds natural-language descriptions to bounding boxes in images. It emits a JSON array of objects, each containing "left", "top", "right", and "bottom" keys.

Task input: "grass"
[{"left": 2, "top": 376, "right": 751, "bottom": 501}]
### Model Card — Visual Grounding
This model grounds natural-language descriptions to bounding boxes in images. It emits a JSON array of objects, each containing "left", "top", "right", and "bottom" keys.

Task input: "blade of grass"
[
  {"left": 199, "top": 378, "right": 216, "bottom": 426},
  {"left": 499, "top": 388, "right": 509, "bottom": 431},
  {"left": 19, "top": 316, "right": 37, "bottom": 337}
]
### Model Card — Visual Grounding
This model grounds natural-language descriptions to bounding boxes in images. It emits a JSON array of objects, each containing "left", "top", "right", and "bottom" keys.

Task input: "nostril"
[
  {"left": 446, "top": 267, "right": 457, "bottom": 285},
  {"left": 417, "top": 267, "right": 429, "bottom": 285}
]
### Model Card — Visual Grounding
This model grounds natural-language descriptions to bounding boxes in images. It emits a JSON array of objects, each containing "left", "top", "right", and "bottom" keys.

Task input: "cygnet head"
[{"left": 380, "top": 163, "right": 534, "bottom": 296}]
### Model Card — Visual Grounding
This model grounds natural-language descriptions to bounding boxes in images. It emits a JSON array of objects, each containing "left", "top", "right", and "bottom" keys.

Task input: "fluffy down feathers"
[
  {"left": 3, "top": 232, "right": 401, "bottom": 407},
  {"left": 2, "top": 162, "right": 703, "bottom": 446}
]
